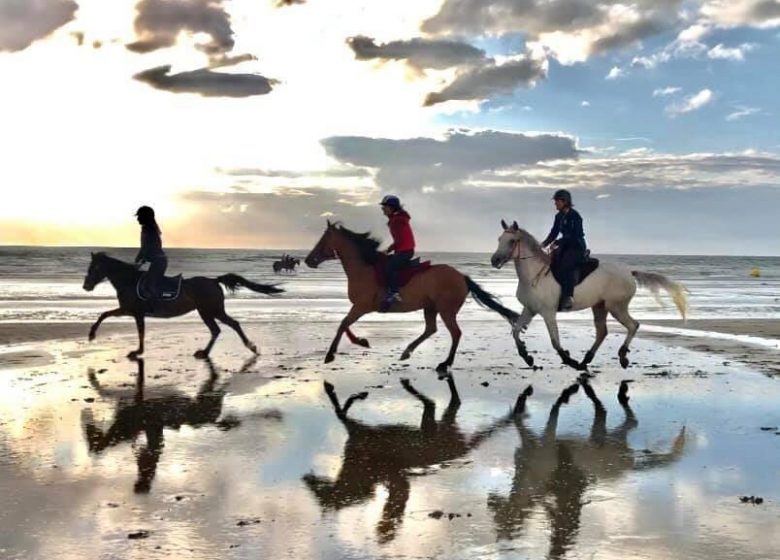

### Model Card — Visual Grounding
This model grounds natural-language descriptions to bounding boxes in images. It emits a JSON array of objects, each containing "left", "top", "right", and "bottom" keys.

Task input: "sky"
[{"left": 1, "top": 0, "right": 779, "bottom": 254}]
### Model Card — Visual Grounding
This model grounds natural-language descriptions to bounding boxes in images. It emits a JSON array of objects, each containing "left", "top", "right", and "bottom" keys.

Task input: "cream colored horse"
[{"left": 491, "top": 220, "right": 688, "bottom": 370}]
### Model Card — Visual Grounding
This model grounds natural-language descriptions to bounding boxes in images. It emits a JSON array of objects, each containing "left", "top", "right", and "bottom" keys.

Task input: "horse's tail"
[
  {"left": 465, "top": 276, "right": 519, "bottom": 323},
  {"left": 631, "top": 271, "right": 688, "bottom": 321},
  {"left": 217, "top": 273, "right": 284, "bottom": 295}
]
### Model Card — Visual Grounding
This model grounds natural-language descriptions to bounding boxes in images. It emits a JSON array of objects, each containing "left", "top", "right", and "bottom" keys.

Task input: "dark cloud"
[
  {"left": 424, "top": 56, "right": 547, "bottom": 105},
  {"left": 0, "top": 0, "right": 78, "bottom": 52},
  {"left": 322, "top": 129, "right": 578, "bottom": 192},
  {"left": 134, "top": 65, "right": 275, "bottom": 97},
  {"left": 347, "top": 35, "right": 487, "bottom": 70},
  {"left": 702, "top": 0, "right": 780, "bottom": 27},
  {"left": 422, "top": 0, "right": 684, "bottom": 60},
  {"left": 127, "top": 0, "right": 234, "bottom": 55}
]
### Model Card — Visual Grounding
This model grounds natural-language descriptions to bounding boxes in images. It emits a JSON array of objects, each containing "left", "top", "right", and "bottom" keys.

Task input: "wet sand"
[{"left": 1, "top": 319, "right": 779, "bottom": 559}]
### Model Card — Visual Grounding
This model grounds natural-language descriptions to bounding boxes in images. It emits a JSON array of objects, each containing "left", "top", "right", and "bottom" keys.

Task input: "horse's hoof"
[
  {"left": 324, "top": 353, "right": 335, "bottom": 364},
  {"left": 127, "top": 351, "right": 142, "bottom": 360},
  {"left": 194, "top": 350, "right": 209, "bottom": 360},
  {"left": 400, "top": 351, "right": 411, "bottom": 361},
  {"left": 619, "top": 356, "right": 630, "bottom": 369},
  {"left": 88, "top": 333, "right": 96, "bottom": 342},
  {"left": 356, "top": 338, "right": 370, "bottom": 349},
  {"left": 435, "top": 363, "right": 448, "bottom": 374},
  {"left": 248, "top": 343, "right": 259, "bottom": 355}
]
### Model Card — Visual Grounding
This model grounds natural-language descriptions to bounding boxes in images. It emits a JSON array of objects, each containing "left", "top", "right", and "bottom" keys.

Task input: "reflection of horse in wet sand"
[
  {"left": 489, "top": 378, "right": 686, "bottom": 558},
  {"left": 303, "top": 378, "right": 512, "bottom": 543},
  {"left": 81, "top": 357, "right": 280, "bottom": 493}
]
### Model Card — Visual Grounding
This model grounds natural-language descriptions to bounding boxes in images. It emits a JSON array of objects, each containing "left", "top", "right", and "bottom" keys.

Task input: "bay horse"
[
  {"left": 83, "top": 252, "right": 282, "bottom": 359},
  {"left": 491, "top": 220, "right": 688, "bottom": 370},
  {"left": 305, "top": 221, "right": 522, "bottom": 373}
]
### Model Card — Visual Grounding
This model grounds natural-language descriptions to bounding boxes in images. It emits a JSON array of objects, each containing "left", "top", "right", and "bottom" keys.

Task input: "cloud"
[
  {"left": 126, "top": 0, "right": 234, "bottom": 56},
  {"left": 422, "top": 0, "right": 685, "bottom": 64},
  {"left": 423, "top": 55, "right": 548, "bottom": 106},
  {"left": 605, "top": 66, "right": 625, "bottom": 80},
  {"left": 208, "top": 53, "right": 257, "bottom": 69},
  {"left": 346, "top": 35, "right": 487, "bottom": 70},
  {"left": 701, "top": 0, "right": 780, "bottom": 28},
  {"left": 133, "top": 65, "right": 275, "bottom": 97},
  {"left": 726, "top": 106, "right": 760, "bottom": 120},
  {"left": 321, "top": 129, "right": 579, "bottom": 191},
  {"left": 581, "top": 100, "right": 590, "bottom": 107},
  {"left": 707, "top": 42, "right": 755, "bottom": 60},
  {"left": 653, "top": 86, "right": 682, "bottom": 97},
  {"left": 665, "top": 88, "right": 714, "bottom": 116},
  {"left": 0, "top": 0, "right": 78, "bottom": 52}
]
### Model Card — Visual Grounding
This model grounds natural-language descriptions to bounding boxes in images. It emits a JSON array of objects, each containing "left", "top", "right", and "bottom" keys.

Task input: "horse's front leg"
[
  {"left": 542, "top": 313, "right": 583, "bottom": 371},
  {"left": 128, "top": 314, "right": 145, "bottom": 360},
  {"left": 325, "top": 306, "right": 366, "bottom": 363},
  {"left": 89, "top": 308, "right": 126, "bottom": 341},
  {"left": 345, "top": 327, "right": 370, "bottom": 348},
  {"left": 512, "top": 307, "right": 536, "bottom": 367}
]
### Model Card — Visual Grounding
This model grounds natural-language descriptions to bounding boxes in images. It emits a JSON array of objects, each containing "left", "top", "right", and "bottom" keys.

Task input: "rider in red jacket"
[{"left": 380, "top": 195, "right": 415, "bottom": 308}]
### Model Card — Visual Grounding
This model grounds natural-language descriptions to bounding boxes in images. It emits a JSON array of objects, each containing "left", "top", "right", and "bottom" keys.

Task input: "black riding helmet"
[{"left": 552, "top": 189, "right": 572, "bottom": 206}]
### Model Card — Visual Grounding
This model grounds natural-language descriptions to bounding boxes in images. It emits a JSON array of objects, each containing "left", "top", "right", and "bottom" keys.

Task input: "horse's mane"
[
  {"left": 515, "top": 229, "right": 551, "bottom": 264},
  {"left": 332, "top": 223, "right": 382, "bottom": 265}
]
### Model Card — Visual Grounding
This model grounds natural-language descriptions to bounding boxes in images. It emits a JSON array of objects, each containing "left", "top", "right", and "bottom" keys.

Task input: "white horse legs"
[
  {"left": 607, "top": 303, "right": 640, "bottom": 368},
  {"left": 512, "top": 308, "right": 536, "bottom": 367},
  {"left": 542, "top": 313, "right": 583, "bottom": 370},
  {"left": 580, "top": 303, "right": 608, "bottom": 368}
]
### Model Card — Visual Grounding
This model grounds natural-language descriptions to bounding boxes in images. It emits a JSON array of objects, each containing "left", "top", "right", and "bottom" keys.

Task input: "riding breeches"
[{"left": 385, "top": 251, "right": 413, "bottom": 292}]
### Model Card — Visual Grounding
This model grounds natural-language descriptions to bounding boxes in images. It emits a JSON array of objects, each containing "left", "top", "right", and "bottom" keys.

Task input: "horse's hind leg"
[
  {"left": 217, "top": 311, "right": 258, "bottom": 355},
  {"left": 195, "top": 310, "right": 221, "bottom": 359},
  {"left": 436, "top": 309, "right": 462, "bottom": 374},
  {"left": 542, "top": 313, "right": 582, "bottom": 371},
  {"left": 607, "top": 302, "right": 640, "bottom": 368},
  {"left": 401, "top": 307, "right": 437, "bottom": 361},
  {"left": 580, "top": 303, "right": 608, "bottom": 369},
  {"left": 400, "top": 378, "right": 437, "bottom": 434}
]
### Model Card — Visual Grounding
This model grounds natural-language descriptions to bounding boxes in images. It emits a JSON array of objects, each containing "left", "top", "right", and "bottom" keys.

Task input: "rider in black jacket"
[{"left": 542, "top": 190, "right": 586, "bottom": 311}]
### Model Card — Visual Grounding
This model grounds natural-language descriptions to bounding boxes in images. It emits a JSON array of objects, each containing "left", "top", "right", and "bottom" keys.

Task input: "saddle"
[
  {"left": 551, "top": 250, "right": 600, "bottom": 287},
  {"left": 373, "top": 255, "right": 432, "bottom": 288},
  {"left": 136, "top": 273, "right": 183, "bottom": 301}
]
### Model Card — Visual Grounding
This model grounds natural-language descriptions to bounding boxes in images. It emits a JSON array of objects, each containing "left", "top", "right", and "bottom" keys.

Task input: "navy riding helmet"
[{"left": 380, "top": 195, "right": 401, "bottom": 209}]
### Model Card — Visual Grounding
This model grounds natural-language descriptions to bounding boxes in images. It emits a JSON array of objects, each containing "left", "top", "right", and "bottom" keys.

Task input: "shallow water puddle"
[{"left": 1, "top": 323, "right": 778, "bottom": 559}]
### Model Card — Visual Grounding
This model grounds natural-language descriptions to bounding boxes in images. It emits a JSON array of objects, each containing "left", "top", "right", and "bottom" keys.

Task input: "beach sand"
[{"left": 1, "top": 317, "right": 779, "bottom": 559}]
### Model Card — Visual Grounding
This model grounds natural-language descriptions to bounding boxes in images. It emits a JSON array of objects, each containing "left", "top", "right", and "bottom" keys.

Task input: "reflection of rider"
[
  {"left": 134, "top": 206, "right": 167, "bottom": 311},
  {"left": 541, "top": 190, "right": 586, "bottom": 311},
  {"left": 380, "top": 195, "right": 415, "bottom": 307}
]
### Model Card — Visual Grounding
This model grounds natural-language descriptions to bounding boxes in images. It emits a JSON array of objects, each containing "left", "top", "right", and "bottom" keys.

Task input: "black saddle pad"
[
  {"left": 552, "top": 257, "right": 600, "bottom": 286},
  {"left": 137, "top": 274, "right": 183, "bottom": 301}
]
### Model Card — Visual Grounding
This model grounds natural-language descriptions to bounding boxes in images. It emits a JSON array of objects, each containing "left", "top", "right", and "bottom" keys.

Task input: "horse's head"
[
  {"left": 83, "top": 252, "right": 108, "bottom": 291},
  {"left": 305, "top": 220, "right": 338, "bottom": 268},
  {"left": 491, "top": 220, "right": 520, "bottom": 269}
]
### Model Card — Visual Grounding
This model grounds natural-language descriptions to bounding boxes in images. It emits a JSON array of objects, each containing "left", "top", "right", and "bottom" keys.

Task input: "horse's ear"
[
  {"left": 90, "top": 252, "right": 94, "bottom": 257},
  {"left": 501, "top": 219, "right": 508, "bottom": 230},
  {"left": 512, "top": 221, "right": 519, "bottom": 231},
  {"left": 326, "top": 219, "right": 332, "bottom": 228}
]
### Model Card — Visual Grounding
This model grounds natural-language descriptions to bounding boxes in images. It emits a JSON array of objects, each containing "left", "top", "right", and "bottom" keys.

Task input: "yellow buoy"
[{"left": 750, "top": 268, "right": 761, "bottom": 278}]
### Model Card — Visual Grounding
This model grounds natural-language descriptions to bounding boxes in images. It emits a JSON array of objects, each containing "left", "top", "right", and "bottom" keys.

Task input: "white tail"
[{"left": 631, "top": 271, "right": 689, "bottom": 321}]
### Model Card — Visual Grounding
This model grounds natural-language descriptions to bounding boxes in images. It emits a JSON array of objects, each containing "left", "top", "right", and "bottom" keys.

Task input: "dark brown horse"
[
  {"left": 305, "top": 222, "right": 525, "bottom": 372},
  {"left": 83, "top": 252, "right": 282, "bottom": 359}
]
